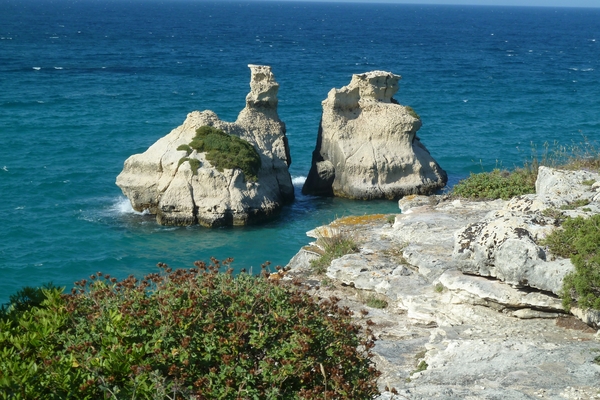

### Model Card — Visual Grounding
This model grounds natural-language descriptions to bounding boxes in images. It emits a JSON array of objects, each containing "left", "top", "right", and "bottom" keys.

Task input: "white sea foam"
[
  {"left": 292, "top": 175, "right": 306, "bottom": 187},
  {"left": 582, "top": 68, "right": 594, "bottom": 72},
  {"left": 111, "top": 196, "right": 149, "bottom": 215},
  {"left": 2, "top": 166, "right": 7, "bottom": 171},
  {"left": 33, "top": 67, "right": 41, "bottom": 70},
  {"left": 54, "top": 67, "right": 63, "bottom": 70}
]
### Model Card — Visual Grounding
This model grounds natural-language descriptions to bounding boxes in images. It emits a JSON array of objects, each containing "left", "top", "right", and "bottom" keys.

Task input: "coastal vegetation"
[
  {"left": 310, "top": 231, "right": 359, "bottom": 274},
  {"left": 542, "top": 215, "right": 600, "bottom": 311},
  {"left": 451, "top": 140, "right": 600, "bottom": 201},
  {"left": 177, "top": 126, "right": 261, "bottom": 181},
  {"left": 0, "top": 259, "right": 379, "bottom": 399},
  {"left": 451, "top": 168, "right": 536, "bottom": 200},
  {"left": 404, "top": 106, "right": 420, "bottom": 120},
  {"left": 364, "top": 295, "right": 388, "bottom": 309}
]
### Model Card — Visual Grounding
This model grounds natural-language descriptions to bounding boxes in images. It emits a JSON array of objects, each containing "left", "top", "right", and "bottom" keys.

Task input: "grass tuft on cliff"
[
  {"left": 0, "top": 259, "right": 380, "bottom": 399},
  {"left": 541, "top": 215, "right": 600, "bottom": 311},
  {"left": 178, "top": 125, "right": 261, "bottom": 181},
  {"left": 310, "top": 231, "right": 359, "bottom": 274}
]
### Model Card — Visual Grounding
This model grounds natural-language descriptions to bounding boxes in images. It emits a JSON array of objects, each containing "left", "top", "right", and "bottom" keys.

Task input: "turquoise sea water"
[{"left": 1, "top": 1, "right": 599, "bottom": 303}]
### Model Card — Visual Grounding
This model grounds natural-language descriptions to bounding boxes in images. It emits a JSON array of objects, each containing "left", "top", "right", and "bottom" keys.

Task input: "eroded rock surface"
[
  {"left": 116, "top": 65, "right": 294, "bottom": 227},
  {"left": 287, "top": 168, "right": 600, "bottom": 399},
  {"left": 302, "top": 71, "right": 447, "bottom": 200}
]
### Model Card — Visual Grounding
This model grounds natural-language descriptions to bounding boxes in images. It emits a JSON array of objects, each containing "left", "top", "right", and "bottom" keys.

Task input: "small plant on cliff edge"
[
  {"left": 404, "top": 106, "right": 420, "bottom": 120},
  {"left": 541, "top": 214, "right": 600, "bottom": 311},
  {"left": 365, "top": 294, "right": 388, "bottom": 309},
  {"left": 176, "top": 125, "right": 261, "bottom": 182},
  {"left": 310, "top": 231, "right": 359, "bottom": 274},
  {"left": 0, "top": 259, "right": 380, "bottom": 399}
]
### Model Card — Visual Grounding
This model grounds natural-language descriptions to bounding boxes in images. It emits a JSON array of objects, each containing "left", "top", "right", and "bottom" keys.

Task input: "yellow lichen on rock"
[{"left": 331, "top": 214, "right": 387, "bottom": 227}]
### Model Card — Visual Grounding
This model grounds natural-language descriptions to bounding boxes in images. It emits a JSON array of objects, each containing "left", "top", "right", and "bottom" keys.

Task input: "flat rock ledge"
[
  {"left": 302, "top": 71, "right": 447, "bottom": 200},
  {"left": 286, "top": 167, "right": 600, "bottom": 399},
  {"left": 116, "top": 65, "right": 294, "bottom": 227}
]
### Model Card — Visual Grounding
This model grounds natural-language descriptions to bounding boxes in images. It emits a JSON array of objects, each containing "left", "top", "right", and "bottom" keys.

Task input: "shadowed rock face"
[
  {"left": 116, "top": 65, "right": 294, "bottom": 227},
  {"left": 302, "top": 71, "right": 447, "bottom": 200}
]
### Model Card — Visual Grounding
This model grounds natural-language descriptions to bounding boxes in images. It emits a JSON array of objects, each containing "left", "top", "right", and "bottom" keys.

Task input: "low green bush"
[
  {"left": 365, "top": 295, "right": 388, "bottom": 309},
  {"left": 542, "top": 215, "right": 600, "bottom": 310},
  {"left": 178, "top": 125, "right": 261, "bottom": 182},
  {"left": 177, "top": 157, "right": 201, "bottom": 175},
  {"left": 559, "top": 199, "right": 590, "bottom": 210},
  {"left": 0, "top": 260, "right": 379, "bottom": 399},
  {"left": 452, "top": 168, "right": 536, "bottom": 200}
]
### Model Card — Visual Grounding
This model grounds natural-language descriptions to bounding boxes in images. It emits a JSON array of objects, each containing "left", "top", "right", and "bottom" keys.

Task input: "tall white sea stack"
[
  {"left": 116, "top": 65, "right": 294, "bottom": 227},
  {"left": 302, "top": 71, "right": 447, "bottom": 199}
]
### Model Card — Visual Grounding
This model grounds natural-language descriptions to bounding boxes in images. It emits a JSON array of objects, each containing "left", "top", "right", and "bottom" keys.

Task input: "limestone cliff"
[
  {"left": 302, "top": 71, "right": 447, "bottom": 199},
  {"left": 116, "top": 65, "right": 294, "bottom": 227},
  {"left": 287, "top": 167, "right": 600, "bottom": 399}
]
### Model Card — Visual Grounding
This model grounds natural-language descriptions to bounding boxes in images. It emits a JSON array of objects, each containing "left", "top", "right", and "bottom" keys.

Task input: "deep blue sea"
[{"left": 0, "top": 0, "right": 598, "bottom": 303}]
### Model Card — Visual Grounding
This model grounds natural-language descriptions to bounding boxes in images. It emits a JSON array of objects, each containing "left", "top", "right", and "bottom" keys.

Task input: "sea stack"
[
  {"left": 116, "top": 65, "right": 294, "bottom": 227},
  {"left": 302, "top": 71, "right": 447, "bottom": 199}
]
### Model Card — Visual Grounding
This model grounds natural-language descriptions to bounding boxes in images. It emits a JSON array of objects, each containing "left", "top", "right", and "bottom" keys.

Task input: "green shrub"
[
  {"left": 310, "top": 232, "right": 359, "bottom": 274},
  {"left": 0, "top": 260, "right": 380, "bottom": 399},
  {"left": 559, "top": 199, "right": 590, "bottom": 210},
  {"left": 434, "top": 283, "right": 445, "bottom": 293},
  {"left": 184, "top": 125, "right": 261, "bottom": 182},
  {"left": 452, "top": 168, "right": 536, "bottom": 200},
  {"left": 0, "top": 282, "right": 60, "bottom": 318},
  {"left": 365, "top": 295, "right": 388, "bottom": 309},
  {"left": 542, "top": 207, "right": 566, "bottom": 220},
  {"left": 176, "top": 144, "right": 192, "bottom": 156},
  {"left": 404, "top": 106, "right": 420, "bottom": 120},
  {"left": 177, "top": 157, "right": 201, "bottom": 175},
  {"left": 453, "top": 139, "right": 600, "bottom": 202},
  {"left": 542, "top": 215, "right": 600, "bottom": 310}
]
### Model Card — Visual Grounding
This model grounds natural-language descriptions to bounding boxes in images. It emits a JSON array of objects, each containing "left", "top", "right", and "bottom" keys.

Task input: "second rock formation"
[{"left": 302, "top": 71, "right": 447, "bottom": 199}]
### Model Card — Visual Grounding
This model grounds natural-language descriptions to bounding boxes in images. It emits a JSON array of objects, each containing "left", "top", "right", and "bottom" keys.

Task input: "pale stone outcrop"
[
  {"left": 302, "top": 71, "right": 447, "bottom": 199},
  {"left": 285, "top": 183, "right": 600, "bottom": 398},
  {"left": 453, "top": 166, "right": 600, "bottom": 295},
  {"left": 116, "top": 65, "right": 294, "bottom": 227}
]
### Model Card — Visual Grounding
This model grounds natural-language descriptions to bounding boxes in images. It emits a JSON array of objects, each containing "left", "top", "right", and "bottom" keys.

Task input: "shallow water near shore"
[{"left": 0, "top": 1, "right": 599, "bottom": 302}]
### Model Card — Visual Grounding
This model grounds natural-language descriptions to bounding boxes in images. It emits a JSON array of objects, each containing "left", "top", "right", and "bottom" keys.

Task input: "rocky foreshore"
[{"left": 286, "top": 166, "right": 600, "bottom": 400}]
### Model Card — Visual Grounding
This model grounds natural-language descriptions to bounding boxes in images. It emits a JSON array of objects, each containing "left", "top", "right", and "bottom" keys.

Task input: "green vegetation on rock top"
[{"left": 178, "top": 125, "right": 261, "bottom": 181}]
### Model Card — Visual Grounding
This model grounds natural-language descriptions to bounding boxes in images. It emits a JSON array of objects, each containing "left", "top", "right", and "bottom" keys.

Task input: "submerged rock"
[
  {"left": 302, "top": 71, "right": 447, "bottom": 199},
  {"left": 116, "top": 65, "right": 294, "bottom": 227}
]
